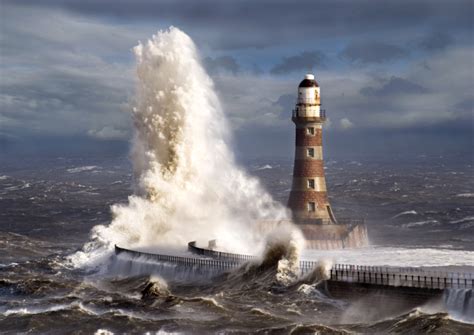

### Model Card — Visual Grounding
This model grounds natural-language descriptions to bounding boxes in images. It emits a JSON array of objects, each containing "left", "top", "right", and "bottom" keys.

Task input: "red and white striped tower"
[{"left": 288, "top": 74, "right": 336, "bottom": 224}]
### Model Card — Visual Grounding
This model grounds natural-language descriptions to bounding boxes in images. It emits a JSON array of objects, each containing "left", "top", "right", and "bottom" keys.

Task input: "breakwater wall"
[
  {"left": 255, "top": 219, "right": 369, "bottom": 249},
  {"left": 326, "top": 280, "right": 444, "bottom": 308},
  {"left": 115, "top": 244, "right": 473, "bottom": 318},
  {"left": 116, "top": 244, "right": 473, "bottom": 290},
  {"left": 188, "top": 242, "right": 473, "bottom": 289},
  {"left": 115, "top": 245, "right": 240, "bottom": 269}
]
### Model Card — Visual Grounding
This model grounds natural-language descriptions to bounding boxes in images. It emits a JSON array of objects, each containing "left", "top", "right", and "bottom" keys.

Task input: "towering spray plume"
[{"left": 73, "top": 27, "right": 291, "bottom": 266}]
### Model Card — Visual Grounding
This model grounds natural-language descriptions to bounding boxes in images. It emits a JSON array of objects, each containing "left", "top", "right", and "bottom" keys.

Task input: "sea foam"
[{"left": 71, "top": 27, "right": 291, "bottom": 268}]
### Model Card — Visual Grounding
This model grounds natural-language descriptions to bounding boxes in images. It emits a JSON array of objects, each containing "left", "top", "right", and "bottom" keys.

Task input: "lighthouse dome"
[{"left": 298, "top": 74, "right": 319, "bottom": 88}]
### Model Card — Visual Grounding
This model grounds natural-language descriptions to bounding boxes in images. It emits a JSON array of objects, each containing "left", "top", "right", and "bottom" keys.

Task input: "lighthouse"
[
  {"left": 288, "top": 74, "right": 336, "bottom": 224},
  {"left": 285, "top": 74, "right": 368, "bottom": 249},
  {"left": 253, "top": 73, "right": 368, "bottom": 248}
]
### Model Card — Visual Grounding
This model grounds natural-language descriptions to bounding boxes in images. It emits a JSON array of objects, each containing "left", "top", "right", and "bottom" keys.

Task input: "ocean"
[
  {"left": 1, "top": 152, "right": 473, "bottom": 334},
  {"left": 1, "top": 27, "right": 473, "bottom": 334}
]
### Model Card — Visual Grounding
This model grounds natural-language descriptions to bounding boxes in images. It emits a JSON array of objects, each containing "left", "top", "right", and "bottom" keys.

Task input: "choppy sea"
[{"left": 1, "top": 152, "right": 473, "bottom": 334}]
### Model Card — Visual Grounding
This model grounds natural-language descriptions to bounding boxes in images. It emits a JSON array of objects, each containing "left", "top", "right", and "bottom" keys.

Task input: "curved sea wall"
[{"left": 116, "top": 244, "right": 473, "bottom": 320}]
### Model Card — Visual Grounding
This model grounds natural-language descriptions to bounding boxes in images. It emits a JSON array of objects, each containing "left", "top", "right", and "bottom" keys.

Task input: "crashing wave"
[{"left": 70, "top": 27, "right": 291, "bottom": 269}]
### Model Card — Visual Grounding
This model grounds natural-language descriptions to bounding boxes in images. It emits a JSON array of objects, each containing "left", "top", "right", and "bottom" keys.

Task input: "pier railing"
[
  {"left": 115, "top": 245, "right": 473, "bottom": 290},
  {"left": 329, "top": 264, "right": 473, "bottom": 290},
  {"left": 115, "top": 245, "right": 241, "bottom": 269},
  {"left": 187, "top": 241, "right": 254, "bottom": 262}
]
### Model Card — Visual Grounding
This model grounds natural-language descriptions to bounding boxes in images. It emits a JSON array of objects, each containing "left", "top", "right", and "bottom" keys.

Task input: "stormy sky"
[{"left": 0, "top": 0, "right": 472, "bottom": 158}]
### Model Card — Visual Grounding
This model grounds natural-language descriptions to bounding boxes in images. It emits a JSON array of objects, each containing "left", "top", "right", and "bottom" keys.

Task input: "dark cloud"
[
  {"left": 6, "top": 0, "right": 472, "bottom": 50},
  {"left": 234, "top": 123, "right": 292, "bottom": 159},
  {"left": 203, "top": 56, "right": 240, "bottom": 74},
  {"left": 360, "top": 77, "right": 429, "bottom": 96},
  {"left": 454, "top": 97, "right": 474, "bottom": 112},
  {"left": 271, "top": 51, "right": 326, "bottom": 75},
  {"left": 0, "top": 5, "right": 133, "bottom": 138},
  {"left": 1, "top": 1, "right": 473, "bottom": 157},
  {"left": 251, "top": 64, "right": 264, "bottom": 76},
  {"left": 419, "top": 31, "right": 454, "bottom": 51},
  {"left": 341, "top": 42, "right": 408, "bottom": 64},
  {"left": 273, "top": 94, "right": 295, "bottom": 120},
  {"left": 0, "top": 67, "right": 131, "bottom": 137}
]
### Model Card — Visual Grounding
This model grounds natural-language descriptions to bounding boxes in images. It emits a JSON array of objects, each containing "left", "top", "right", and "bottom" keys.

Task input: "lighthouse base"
[
  {"left": 257, "top": 220, "right": 369, "bottom": 250},
  {"left": 298, "top": 222, "right": 369, "bottom": 249}
]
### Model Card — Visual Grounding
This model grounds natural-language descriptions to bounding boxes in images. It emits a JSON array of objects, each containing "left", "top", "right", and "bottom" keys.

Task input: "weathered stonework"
[
  {"left": 300, "top": 223, "right": 369, "bottom": 249},
  {"left": 295, "top": 129, "right": 323, "bottom": 146},
  {"left": 292, "top": 160, "right": 325, "bottom": 177},
  {"left": 256, "top": 220, "right": 369, "bottom": 250},
  {"left": 288, "top": 191, "right": 329, "bottom": 210}
]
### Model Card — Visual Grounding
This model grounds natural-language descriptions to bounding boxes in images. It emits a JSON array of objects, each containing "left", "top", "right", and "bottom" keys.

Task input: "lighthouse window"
[
  {"left": 307, "top": 127, "right": 315, "bottom": 135},
  {"left": 308, "top": 179, "right": 315, "bottom": 189},
  {"left": 307, "top": 148, "right": 315, "bottom": 158},
  {"left": 308, "top": 202, "right": 316, "bottom": 212}
]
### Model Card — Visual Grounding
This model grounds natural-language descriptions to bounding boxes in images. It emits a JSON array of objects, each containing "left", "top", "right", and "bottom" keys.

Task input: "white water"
[
  {"left": 444, "top": 289, "right": 474, "bottom": 323},
  {"left": 302, "top": 246, "right": 474, "bottom": 268},
  {"left": 391, "top": 210, "right": 418, "bottom": 219},
  {"left": 266, "top": 226, "right": 305, "bottom": 286},
  {"left": 71, "top": 27, "right": 290, "bottom": 268},
  {"left": 67, "top": 166, "right": 98, "bottom": 173},
  {"left": 106, "top": 254, "right": 225, "bottom": 281}
]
